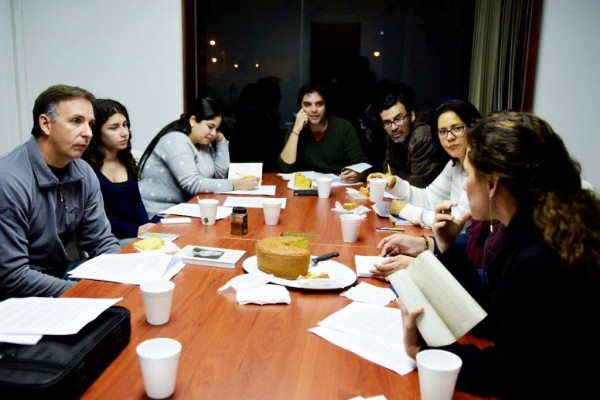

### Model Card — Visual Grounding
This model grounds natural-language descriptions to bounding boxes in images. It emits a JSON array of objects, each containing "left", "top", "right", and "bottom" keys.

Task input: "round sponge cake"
[{"left": 256, "top": 236, "right": 311, "bottom": 279}]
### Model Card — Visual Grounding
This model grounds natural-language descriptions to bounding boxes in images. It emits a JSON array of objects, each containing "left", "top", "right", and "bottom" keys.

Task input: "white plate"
[{"left": 242, "top": 255, "right": 356, "bottom": 289}]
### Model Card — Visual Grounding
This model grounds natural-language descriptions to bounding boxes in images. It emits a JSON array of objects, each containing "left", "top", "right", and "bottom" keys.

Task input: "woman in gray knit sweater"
[{"left": 138, "top": 98, "right": 258, "bottom": 217}]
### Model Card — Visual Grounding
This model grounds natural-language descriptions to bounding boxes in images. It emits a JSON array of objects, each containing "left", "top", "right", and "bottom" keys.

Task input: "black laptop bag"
[{"left": 0, "top": 305, "right": 131, "bottom": 399}]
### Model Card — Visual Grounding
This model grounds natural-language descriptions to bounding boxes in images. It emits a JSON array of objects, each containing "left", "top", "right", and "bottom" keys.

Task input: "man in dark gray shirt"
[{"left": 0, "top": 84, "right": 120, "bottom": 299}]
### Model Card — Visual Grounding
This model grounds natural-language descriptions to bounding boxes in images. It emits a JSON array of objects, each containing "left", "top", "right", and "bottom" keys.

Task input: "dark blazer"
[{"left": 436, "top": 208, "right": 600, "bottom": 399}]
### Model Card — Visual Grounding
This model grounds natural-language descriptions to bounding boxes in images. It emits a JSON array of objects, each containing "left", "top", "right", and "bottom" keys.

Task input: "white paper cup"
[
  {"left": 137, "top": 338, "right": 182, "bottom": 399},
  {"left": 416, "top": 349, "right": 462, "bottom": 400},
  {"left": 262, "top": 198, "right": 282, "bottom": 225},
  {"left": 368, "top": 177, "right": 387, "bottom": 203},
  {"left": 316, "top": 177, "right": 333, "bottom": 198},
  {"left": 340, "top": 213, "right": 364, "bottom": 243},
  {"left": 140, "top": 280, "right": 175, "bottom": 325},
  {"left": 198, "top": 198, "right": 219, "bottom": 225}
]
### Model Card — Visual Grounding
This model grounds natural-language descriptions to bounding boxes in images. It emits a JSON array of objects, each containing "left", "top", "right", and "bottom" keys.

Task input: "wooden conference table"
[{"left": 66, "top": 173, "right": 494, "bottom": 400}]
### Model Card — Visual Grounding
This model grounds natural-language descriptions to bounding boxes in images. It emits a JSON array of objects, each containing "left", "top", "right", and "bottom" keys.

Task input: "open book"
[{"left": 388, "top": 251, "right": 487, "bottom": 347}]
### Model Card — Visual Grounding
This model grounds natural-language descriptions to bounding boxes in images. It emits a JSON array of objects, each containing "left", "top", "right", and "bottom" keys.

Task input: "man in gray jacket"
[{"left": 0, "top": 84, "right": 120, "bottom": 299}]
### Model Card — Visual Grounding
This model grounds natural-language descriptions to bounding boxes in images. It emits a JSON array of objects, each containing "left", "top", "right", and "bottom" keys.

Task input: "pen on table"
[{"left": 376, "top": 226, "right": 405, "bottom": 232}]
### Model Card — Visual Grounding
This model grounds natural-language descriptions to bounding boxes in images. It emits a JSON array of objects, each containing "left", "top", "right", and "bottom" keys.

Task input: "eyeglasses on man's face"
[
  {"left": 382, "top": 114, "right": 407, "bottom": 129},
  {"left": 438, "top": 125, "right": 466, "bottom": 138}
]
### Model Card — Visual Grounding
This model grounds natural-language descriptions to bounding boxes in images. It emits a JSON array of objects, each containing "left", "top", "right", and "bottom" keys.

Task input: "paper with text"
[
  {"left": 0, "top": 297, "right": 122, "bottom": 335},
  {"left": 222, "top": 196, "right": 287, "bottom": 209},
  {"left": 68, "top": 253, "right": 184, "bottom": 284},
  {"left": 354, "top": 255, "right": 387, "bottom": 277},
  {"left": 310, "top": 301, "right": 415, "bottom": 375},
  {"left": 227, "top": 162, "right": 263, "bottom": 180},
  {"left": 159, "top": 203, "right": 233, "bottom": 219},
  {"left": 216, "top": 185, "right": 276, "bottom": 196},
  {"left": 0, "top": 332, "right": 42, "bottom": 345},
  {"left": 279, "top": 171, "right": 362, "bottom": 187},
  {"left": 344, "top": 162, "right": 372, "bottom": 174}
]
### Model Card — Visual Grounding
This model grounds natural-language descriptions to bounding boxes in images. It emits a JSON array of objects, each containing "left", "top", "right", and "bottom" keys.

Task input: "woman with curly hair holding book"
[{"left": 400, "top": 111, "right": 600, "bottom": 398}]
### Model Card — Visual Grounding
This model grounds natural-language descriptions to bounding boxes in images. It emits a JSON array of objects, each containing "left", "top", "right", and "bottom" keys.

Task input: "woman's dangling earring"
[{"left": 489, "top": 198, "right": 494, "bottom": 233}]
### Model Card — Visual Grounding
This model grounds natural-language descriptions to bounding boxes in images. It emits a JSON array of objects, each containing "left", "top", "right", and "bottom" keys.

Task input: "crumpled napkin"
[
  {"left": 218, "top": 275, "right": 290, "bottom": 305},
  {"left": 340, "top": 282, "right": 396, "bottom": 306},
  {"left": 371, "top": 201, "right": 392, "bottom": 217},
  {"left": 276, "top": 172, "right": 294, "bottom": 181},
  {"left": 332, "top": 201, "right": 370, "bottom": 215},
  {"left": 345, "top": 187, "right": 369, "bottom": 200},
  {"left": 217, "top": 273, "right": 271, "bottom": 292},
  {"left": 236, "top": 284, "right": 291, "bottom": 305}
]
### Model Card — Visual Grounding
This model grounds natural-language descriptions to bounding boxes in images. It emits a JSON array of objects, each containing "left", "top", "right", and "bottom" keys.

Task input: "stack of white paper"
[
  {"left": 222, "top": 196, "right": 287, "bottom": 209},
  {"left": 309, "top": 301, "right": 416, "bottom": 375},
  {"left": 0, "top": 297, "right": 122, "bottom": 344},
  {"left": 159, "top": 203, "right": 233, "bottom": 219},
  {"left": 68, "top": 253, "right": 184, "bottom": 285}
]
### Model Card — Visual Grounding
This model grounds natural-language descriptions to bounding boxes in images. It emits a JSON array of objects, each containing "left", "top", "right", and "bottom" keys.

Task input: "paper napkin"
[
  {"left": 236, "top": 284, "right": 291, "bottom": 305},
  {"left": 332, "top": 201, "right": 370, "bottom": 215},
  {"left": 217, "top": 274, "right": 272, "bottom": 292},
  {"left": 345, "top": 187, "right": 369, "bottom": 200}
]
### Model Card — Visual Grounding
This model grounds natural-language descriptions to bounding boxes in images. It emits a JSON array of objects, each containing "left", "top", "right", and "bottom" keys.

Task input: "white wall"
[
  {"left": 0, "top": 0, "right": 22, "bottom": 153},
  {"left": 534, "top": 0, "right": 600, "bottom": 190},
  {"left": 0, "top": 0, "right": 183, "bottom": 156}
]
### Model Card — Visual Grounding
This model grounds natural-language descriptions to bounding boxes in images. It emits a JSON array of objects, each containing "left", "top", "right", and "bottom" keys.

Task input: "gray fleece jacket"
[{"left": 0, "top": 137, "right": 120, "bottom": 299}]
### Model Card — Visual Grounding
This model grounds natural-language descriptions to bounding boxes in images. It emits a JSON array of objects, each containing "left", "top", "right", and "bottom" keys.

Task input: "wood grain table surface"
[{"left": 67, "top": 173, "right": 494, "bottom": 400}]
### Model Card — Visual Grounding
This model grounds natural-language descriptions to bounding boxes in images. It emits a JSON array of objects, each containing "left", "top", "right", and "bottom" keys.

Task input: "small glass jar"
[{"left": 230, "top": 206, "right": 248, "bottom": 235}]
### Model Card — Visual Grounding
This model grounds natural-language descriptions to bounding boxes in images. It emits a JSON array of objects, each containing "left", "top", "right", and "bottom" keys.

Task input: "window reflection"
[{"left": 185, "top": 0, "right": 475, "bottom": 170}]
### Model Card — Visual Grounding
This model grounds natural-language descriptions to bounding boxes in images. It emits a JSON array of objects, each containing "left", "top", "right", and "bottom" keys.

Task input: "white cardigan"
[{"left": 387, "top": 160, "right": 469, "bottom": 228}]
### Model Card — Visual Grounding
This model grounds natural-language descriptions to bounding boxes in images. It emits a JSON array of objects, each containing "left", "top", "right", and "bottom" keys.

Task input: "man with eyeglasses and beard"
[{"left": 369, "top": 80, "right": 448, "bottom": 188}]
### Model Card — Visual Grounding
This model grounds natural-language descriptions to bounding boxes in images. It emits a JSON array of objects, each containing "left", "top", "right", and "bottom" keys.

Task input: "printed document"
[
  {"left": 222, "top": 196, "right": 287, "bottom": 209},
  {"left": 159, "top": 203, "right": 233, "bottom": 219},
  {"left": 309, "top": 301, "right": 416, "bottom": 375},
  {"left": 0, "top": 297, "right": 122, "bottom": 335},
  {"left": 68, "top": 253, "right": 184, "bottom": 285}
]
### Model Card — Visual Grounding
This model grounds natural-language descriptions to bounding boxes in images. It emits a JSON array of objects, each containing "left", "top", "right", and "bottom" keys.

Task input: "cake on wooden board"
[{"left": 256, "top": 236, "right": 311, "bottom": 279}]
